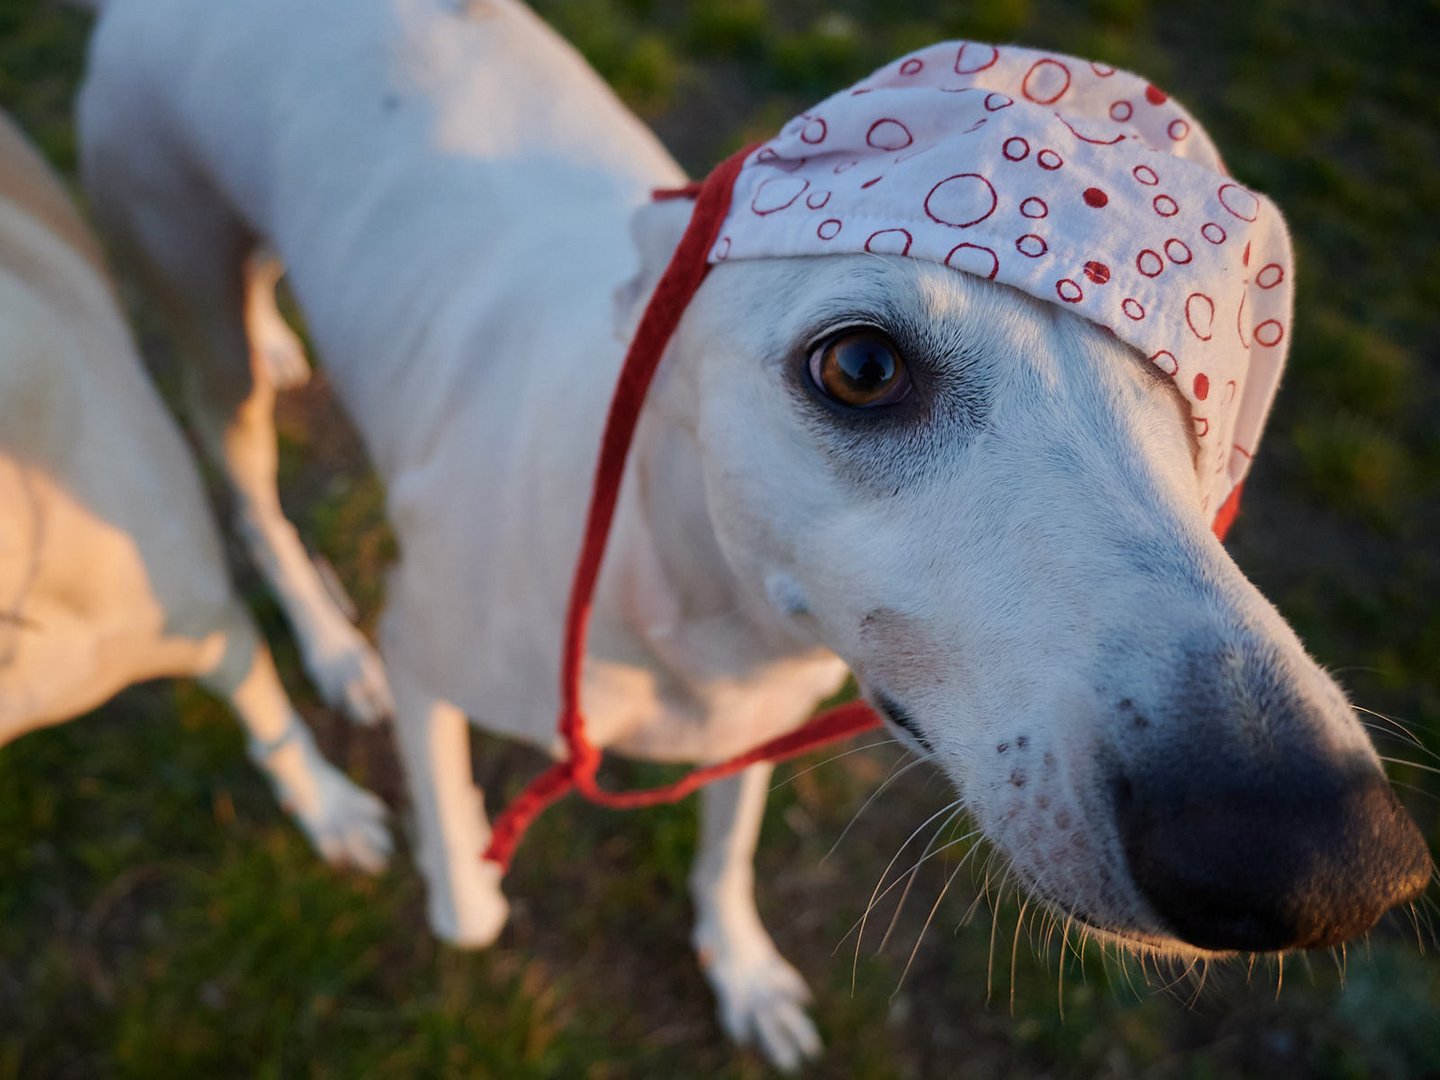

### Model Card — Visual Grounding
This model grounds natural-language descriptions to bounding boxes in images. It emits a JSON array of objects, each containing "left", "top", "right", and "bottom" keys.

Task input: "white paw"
[
  {"left": 426, "top": 860, "right": 510, "bottom": 949},
  {"left": 698, "top": 934, "right": 822, "bottom": 1072},
  {"left": 294, "top": 767, "right": 393, "bottom": 875},
  {"left": 260, "top": 332, "right": 311, "bottom": 390},
  {"left": 305, "top": 624, "right": 394, "bottom": 726},
  {"left": 250, "top": 293, "right": 311, "bottom": 389}
]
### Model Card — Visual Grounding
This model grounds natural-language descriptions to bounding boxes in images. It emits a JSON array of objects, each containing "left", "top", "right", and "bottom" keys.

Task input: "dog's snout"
[{"left": 1114, "top": 755, "right": 1433, "bottom": 952}]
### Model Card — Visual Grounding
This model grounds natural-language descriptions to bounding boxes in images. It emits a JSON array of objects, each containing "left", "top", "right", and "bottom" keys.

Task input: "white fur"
[
  {"left": 76, "top": 0, "right": 1385, "bottom": 1066},
  {"left": 0, "top": 111, "right": 390, "bottom": 873}
]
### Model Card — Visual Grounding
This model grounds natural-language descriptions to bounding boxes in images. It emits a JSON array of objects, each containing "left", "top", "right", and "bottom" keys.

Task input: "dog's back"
[
  {"left": 0, "top": 112, "right": 231, "bottom": 731},
  {"left": 81, "top": 0, "right": 681, "bottom": 422},
  {"left": 78, "top": 0, "right": 695, "bottom": 723},
  {"left": 0, "top": 111, "right": 393, "bottom": 873}
]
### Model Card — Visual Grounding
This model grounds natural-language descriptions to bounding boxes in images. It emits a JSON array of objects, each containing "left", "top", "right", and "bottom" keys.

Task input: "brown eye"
[{"left": 808, "top": 329, "right": 911, "bottom": 408}]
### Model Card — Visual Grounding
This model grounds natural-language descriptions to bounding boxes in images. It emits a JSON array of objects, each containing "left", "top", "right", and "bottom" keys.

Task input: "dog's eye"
[{"left": 808, "top": 329, "right": 911, "bottom": 409}]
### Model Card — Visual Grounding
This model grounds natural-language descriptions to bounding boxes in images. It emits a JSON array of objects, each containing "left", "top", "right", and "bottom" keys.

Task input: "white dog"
[
  {"left": 0, "top": 110, "right": 390, "bottom": 873},
  {"left": 77, "top": 0, "right": 1431, "bottom": 1068}
]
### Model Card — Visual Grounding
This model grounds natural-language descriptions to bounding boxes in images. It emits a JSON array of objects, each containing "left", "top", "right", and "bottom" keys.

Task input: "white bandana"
[{"left": 712, "top": 41, "right": 1293, "bottom": 519}]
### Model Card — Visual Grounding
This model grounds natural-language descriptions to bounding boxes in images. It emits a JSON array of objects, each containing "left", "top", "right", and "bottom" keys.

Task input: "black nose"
[{"left": 1114, "top": 755, "right": 1433, "bottom": 952}]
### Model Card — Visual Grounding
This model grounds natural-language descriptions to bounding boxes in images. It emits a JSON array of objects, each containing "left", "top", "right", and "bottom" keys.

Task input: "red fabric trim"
[
  {"left": 651, "top": 181, "right": 705, "bottom": 201},
  {"left": 1212, "top": 481, "right": 1243, "bottom": 542}
]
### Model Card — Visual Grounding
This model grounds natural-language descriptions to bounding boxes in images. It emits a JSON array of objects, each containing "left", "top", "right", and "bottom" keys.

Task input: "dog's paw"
[
  {"left": 294, "top": 766, "right": 393, "bottom": 874},
  {"left": 699, "top": 936, "right": 822, "bottom": 1072},
  {"left": 250, "top": 296, "right": 312, "bottom": 390},
  {"left": 427, "top": 860, "right": 510, "bottom": 949},
  {"left": 304, "top": 623, "right": 394, "bottom": 726},
  {"left": 259, "top": 329, "right": 311, "bottom": 390}
]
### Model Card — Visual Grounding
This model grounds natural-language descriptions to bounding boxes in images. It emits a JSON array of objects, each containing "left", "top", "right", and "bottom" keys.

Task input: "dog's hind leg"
[
  {"left": 391, "top": 665, "right": 509, "bottom": 947},
  {"left": 691, "top": 764, "right": 822, "bottom": 1071},
  {"left": 204, "top": 604, "right": 390, "bottom": 871},
  {"left": 86, "top": 154, "right": 392, "bottom": 726},
  {"left": 195, "top": 249, "right": 393, "bottom": 724}
]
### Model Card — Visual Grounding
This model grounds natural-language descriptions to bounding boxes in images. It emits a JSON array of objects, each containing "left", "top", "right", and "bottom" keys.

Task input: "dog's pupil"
[{"left": 827, "top": 331, "right": 900, "bottom": 403}]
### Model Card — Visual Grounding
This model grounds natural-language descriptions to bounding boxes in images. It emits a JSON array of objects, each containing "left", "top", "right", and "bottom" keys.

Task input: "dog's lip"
[
  {"left": 1042, "top": 899, "right": 1233, "bottom": 959},
  {"left": 862, "top": 686, "right": 935, "bottom": 754},
  {"left": 1012, "top": 868, "right": 1230, "bottom": 958}
]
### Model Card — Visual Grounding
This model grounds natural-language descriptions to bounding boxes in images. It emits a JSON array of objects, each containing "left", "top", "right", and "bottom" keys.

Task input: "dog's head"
[
  {"left": 655, "top": 248, "right": 1430, "bottom": 954},
  {"left": 619, "top": 41, "right": 1432, "bottom": 954}
]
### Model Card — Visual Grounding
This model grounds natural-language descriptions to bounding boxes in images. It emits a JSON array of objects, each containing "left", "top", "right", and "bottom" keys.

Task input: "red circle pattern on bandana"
[{"left": 716, "top": 40, "right": 1293, "bottom": 520}]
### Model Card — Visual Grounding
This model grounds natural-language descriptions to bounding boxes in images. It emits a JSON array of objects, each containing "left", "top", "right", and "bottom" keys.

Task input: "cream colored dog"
[
  {"left": 0, "top": 112, "right": 389, "bottom": 872},
  {"left": 77, "top": 0, "right": 1430, "bottom": 1070}
]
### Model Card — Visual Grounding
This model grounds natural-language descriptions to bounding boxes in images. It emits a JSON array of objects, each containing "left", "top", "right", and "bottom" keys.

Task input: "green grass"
[{"left": 3, "top": 0, "right": 1440, "bottom": 1077}]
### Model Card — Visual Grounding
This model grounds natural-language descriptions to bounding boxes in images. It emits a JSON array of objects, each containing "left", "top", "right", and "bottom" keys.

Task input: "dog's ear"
[{"left": 613, "top": 197, "right": 694, "bottom": 342}]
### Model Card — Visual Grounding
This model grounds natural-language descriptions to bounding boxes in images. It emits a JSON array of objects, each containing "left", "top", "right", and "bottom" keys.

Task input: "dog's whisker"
[
  {"left": 839, "top": 815, "right": 974, "bottom": 953},
  {"left": 893, "top": 852, "right": 969, "bottom": 999},
  {"left": 1055, "top": 915, "right": 1074, "bottom": 1021},
  {"left": 848, "top": 798, "right": 964, "bottom": 930},
  {"left": 1375, "top": 754, "right": 1440, "bottom": 778},
  {"left": 1355, "top": 719, "right": 1431, "bottom": 755},
  {"left": 1300, "top": 948, "right": 1318, "bottom": 988},
  {"left": 1328, "top": 944, "right": 1346, "bottom": 986},
  {"left": 1385, "top": 778, "right": 1439, "bottom": 803},
  {"left": 1150, "top": 951, "right": 1189, "bottom": 998},
  {"left": 1353, "top": 702, "right": 1437, "bottom": 740},
  {"left": 1402, "top": 899, "right": 1427, "bottom": 954},
  {"left": 822, "top": 755, "right": 927, "bottom": 864},
  {"left": 1038, "top": 909, "right": 1060, "bottom": 978},
  {"left": 869, "top": 817, "right": 973, "bottom": 950},
  {"left": 1412, "top": 902, "right": 1435, "bottom": 954},
  {"left": 981, "top": 856, "right": 1017, "bottom": 1008},
  {"left": 1355, "top": 715, "right": 1437, "bottom": 755},
  {"left": 875, "top": 805, "right": 966, "bottom": 955},
  {"left": 985, "top": 861, "right": 1001, "bottom": 1007},
  {"left": 1417, "top": 899, "right": 1440, "bottom": 952},
  {"left": 955, "top": 859, "right": 994, "bottom": 929},
  {"left": 1355, "top": 709, "right": 1440, "bottom": 770},
  {"left": 842, "top": 799, "right": 962, "bottom": 987},
  {"left": 1119, "top": 947, "right": 1142, "bottom": 1000},
  {"left": 1031, "top": 905, "right": 1049, "bottom": 960},
  {"left": 1009, "top": 895, "right": 1031, "bottom": 1017},
  {"left": 1074, "top": 922, "right": 1101, "bottom": 1002},
  {"left": 769, "top": 737, "right": 901, "bottom": 792},
  {"left": 1189, "top": 958, "right": 1210, "bottom": 1007}
]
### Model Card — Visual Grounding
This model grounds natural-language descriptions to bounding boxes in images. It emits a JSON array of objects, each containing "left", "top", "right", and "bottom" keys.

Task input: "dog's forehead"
[
  {"left": 707, "top": 254, "right": 1162, "bottom": 406},
  {"left": 710, "top": 254, "right": 1060, "bottom": 364},
  {"left": 694, "top": 253, "right": 1199, "bottom": 512}
]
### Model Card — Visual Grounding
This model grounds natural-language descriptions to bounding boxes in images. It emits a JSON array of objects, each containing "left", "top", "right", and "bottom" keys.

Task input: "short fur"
[{"left": 76, "top": 0, "right": 1429, "bottom": 1067}]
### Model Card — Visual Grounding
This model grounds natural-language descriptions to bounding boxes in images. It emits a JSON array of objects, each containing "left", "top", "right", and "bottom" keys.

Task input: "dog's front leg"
[
  {"left": 691, "top": 763, "right": 821, "bottom": 1071},
  {"left": 204, "top": 607, "right": 390, "bottom": 872},
  {"left": 391, "top": 667, "right": 509, "bottom": 947}
]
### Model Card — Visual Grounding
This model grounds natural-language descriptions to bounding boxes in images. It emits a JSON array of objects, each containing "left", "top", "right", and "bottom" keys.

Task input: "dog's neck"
[{"left": 585, "top": 350, "right": 847, "bottom": 759}]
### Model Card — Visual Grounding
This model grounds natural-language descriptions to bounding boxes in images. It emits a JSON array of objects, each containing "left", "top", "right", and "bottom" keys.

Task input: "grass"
[{"left": 3, "top": 0, "right": 1439, "bottom": 1077}]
